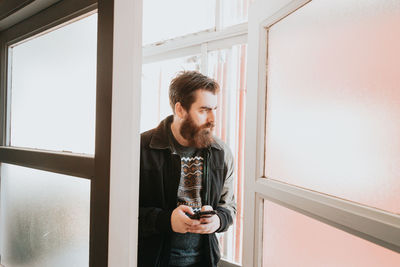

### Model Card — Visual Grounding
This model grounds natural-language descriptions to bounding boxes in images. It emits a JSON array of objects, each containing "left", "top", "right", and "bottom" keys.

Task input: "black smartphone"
[{"left": 186, "top": 210, "right": 217, "bottom": 220}]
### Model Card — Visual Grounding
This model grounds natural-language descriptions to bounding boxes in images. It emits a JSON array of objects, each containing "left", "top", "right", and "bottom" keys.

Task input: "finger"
[
  {"left": 201, "top": 205, "right": 213, "bottom": 212},
  {"left": 179, "top": 205, "right": 194, "bottom": 214},
  {"left": 183, "top": 217, "right": 201, "bottom": 226},
  {"left": 200, "top": 217, "right": 213, "bottom": 224}
]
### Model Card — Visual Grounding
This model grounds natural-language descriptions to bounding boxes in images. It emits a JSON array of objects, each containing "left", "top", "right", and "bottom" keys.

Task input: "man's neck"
[{"left": 170, "top": 117, "right": 190, "bottom": 147}]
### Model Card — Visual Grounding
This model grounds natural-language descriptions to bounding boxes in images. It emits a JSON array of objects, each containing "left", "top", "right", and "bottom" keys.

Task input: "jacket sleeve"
[{"left": 215, "top": 145, "right": 237, "bottom": 233}]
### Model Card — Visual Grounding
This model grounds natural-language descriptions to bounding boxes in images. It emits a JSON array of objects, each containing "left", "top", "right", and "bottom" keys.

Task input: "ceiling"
[{"left": 0, "top": 0, "right": 60, "bottom": 31}]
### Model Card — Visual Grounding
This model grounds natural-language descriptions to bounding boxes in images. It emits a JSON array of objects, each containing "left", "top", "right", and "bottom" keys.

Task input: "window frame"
[
  {"left": 143, "top": 23, "right": 247, "bottom": 64},
  {"left": 0, "top": 0, "right": 114, "bottom": 266},
  {"left": 243, "top": 0, "right": 400, "bottom": 266}
]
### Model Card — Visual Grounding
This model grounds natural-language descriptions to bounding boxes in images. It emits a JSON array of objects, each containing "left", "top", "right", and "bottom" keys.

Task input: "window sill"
[{"left": 219, "top": 259, "right": 241, "bottom": 267}]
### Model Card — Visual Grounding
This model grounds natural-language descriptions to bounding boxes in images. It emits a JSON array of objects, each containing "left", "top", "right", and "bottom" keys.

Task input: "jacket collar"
[{"left": 149, "top": 115, "right": 222, "bottom": 151}]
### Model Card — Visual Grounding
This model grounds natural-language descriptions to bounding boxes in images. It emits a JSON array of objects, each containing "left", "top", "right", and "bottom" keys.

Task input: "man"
[{"left": 138, "top": 71, "right": 236, "bottom": 267}]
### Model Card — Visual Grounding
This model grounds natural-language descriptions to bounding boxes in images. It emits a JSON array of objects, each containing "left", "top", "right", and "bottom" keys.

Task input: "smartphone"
[{"left": 186, "top": 210, "right": 217, "bottom": 220}]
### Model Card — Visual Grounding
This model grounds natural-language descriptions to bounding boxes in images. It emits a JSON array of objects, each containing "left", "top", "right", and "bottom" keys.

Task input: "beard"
[{"left": 179, "top": 114, "right": 215, "bottom": 148}]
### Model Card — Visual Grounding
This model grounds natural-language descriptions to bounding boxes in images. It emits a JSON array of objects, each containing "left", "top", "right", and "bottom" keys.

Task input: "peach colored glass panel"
[
  {"left": 265, "top": 0, "right": 400, "bottom": 213},
  {"left": 263, "top": 200, "right": 400, "bottom": 267}
]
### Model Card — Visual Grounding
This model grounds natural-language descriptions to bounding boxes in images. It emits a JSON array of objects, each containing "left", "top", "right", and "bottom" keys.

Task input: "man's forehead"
[{"left": 193, "top": 90, "right": 218, "bottom": 104}]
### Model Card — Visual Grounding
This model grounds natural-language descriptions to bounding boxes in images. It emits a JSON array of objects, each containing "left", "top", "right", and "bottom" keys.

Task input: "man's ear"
[{"left": 175, "top": 102, "right": 187, "bottom": 119}]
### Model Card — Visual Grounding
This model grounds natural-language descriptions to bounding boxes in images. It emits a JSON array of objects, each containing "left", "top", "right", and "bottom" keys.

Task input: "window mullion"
[
  {"left": 201, "top": 42, "right": 208, "bottom": 74},
  {"left": 5, "top": 47, "right": 12, "bottom": 146},
  {"left": 0, "top": 35, "right": 6, "bottom": 147},
  {"left": 143, "top": 24, "right": 247, "bottom": 64},
  {"left": 0, "top": 146, "right": 94, "bottom": 179}
]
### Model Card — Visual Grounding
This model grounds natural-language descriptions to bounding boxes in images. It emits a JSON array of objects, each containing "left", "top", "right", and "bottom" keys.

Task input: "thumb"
[{"left": 179, "top": 205, "right": 194, "bottom": 214}]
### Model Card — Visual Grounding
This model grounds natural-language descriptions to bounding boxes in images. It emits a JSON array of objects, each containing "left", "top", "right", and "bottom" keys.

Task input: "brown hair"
[{"left": 169, "top": 71, "right": 219, "bottom": 113}]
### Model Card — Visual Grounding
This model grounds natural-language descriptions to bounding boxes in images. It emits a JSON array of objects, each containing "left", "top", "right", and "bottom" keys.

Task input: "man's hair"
[{"left": 169, "top": 71, "right": 219, "bottom": 113}]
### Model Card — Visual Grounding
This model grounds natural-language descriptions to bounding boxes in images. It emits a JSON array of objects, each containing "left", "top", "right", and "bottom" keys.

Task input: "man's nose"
[{"left": 208, "top": 110, "right": 216, "bottom": 124}]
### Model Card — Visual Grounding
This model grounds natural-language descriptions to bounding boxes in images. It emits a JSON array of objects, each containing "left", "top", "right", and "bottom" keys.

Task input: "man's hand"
[
  {"left": 171, "top": 205, "right": 201, "bottom": 233},
  {"left": 188, "top": 205, "right": 220, "bottom": 234}
]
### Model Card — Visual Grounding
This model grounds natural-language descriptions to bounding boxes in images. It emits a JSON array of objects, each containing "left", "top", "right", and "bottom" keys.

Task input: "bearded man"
[{"left": 138, "top": 71, "right": 236, "bottom": 267}]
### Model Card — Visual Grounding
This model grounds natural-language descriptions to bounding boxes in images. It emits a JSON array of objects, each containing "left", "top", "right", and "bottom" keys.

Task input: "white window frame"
[
  {"left": 242, "top": 0, "right": 400, "bottom": 266},
  {"left": 143, "top": 22, "right": 247, "bottom": 66}
]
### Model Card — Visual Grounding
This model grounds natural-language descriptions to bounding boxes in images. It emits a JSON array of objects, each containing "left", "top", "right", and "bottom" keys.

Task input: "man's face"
[{"left": 179, "top": 90, "right": 218, "bottom": 148}]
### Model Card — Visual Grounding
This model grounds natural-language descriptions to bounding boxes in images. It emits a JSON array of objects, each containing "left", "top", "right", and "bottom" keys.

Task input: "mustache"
[{"left": 201, "top": 122, "right": 215, "bottom": 129}]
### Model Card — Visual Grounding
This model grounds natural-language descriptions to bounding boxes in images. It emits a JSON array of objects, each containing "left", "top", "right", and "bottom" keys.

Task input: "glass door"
[{"left": 243, "top": 0, "right": 400, "bottom": 266}]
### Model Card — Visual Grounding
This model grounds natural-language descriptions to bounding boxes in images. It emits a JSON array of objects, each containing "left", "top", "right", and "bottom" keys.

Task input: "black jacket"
[{"left": 138, "top": 116, "right": 236, "bottom": 267}]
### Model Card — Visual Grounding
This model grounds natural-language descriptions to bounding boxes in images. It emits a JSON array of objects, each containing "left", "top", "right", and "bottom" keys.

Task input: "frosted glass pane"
[
  {"left": 143, "top": 0, "right": 215, "bottom": 45},
  {"left": 0, "top": 163, "right": 90, "bottom": 267},
  {"left": 263, "top": 200, "right": 400, "bottom": 267},
  {"left": 141, "top": 55, "right": 201, "bottom": 132},
  {"left": 9, "top": 14, "right": 97, "bottom": 154},
  {"left": 265, "top": 0, "right": 400, "bottom": 213}
]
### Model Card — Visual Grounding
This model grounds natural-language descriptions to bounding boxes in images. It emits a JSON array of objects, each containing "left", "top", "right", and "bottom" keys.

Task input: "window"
[
  {"left": 0, "top": 164, "right": 90, "bottom": 266},
  {"left": 0, "top": 1, "right": 113, "bottom": 266},
  {"left": 207, "top": 45, "right": 247, "bottom": 263},
  {"left": 143, "top": 0, "right": 215, "bottom": 45},
  {"left": 264, "top": 0, "right": 400, "bottom": 214},
  {"left": 244, "top": 0, "right": 400, "bottom": 266},
  {"left": 8, "top": 13, "right": 97, "bottom": 154},
  {"left": 0, "top": 11, "right": 97, "bottom": 267},
  {"left": 141, "top": 1, "right": 249, "bottom": 265}
]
